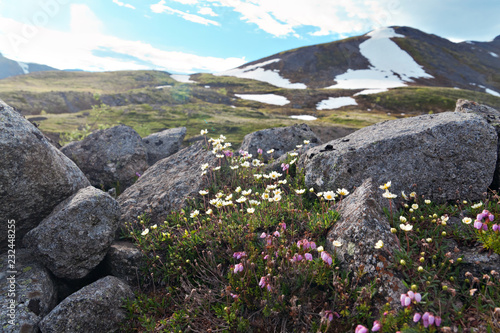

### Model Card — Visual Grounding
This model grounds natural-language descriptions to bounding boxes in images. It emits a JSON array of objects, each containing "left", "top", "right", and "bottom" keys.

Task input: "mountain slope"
[
  {"left": 216, "top": 26, "right": 500, "bottom": 95},
  {"left": 0, "top": 53, "right": 59, "bottom": 79}
]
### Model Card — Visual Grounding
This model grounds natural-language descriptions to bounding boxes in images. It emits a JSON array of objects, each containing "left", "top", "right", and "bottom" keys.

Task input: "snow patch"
[
  {"left": 327, "top": 27, "right": 433, "bottom": 90},
  {"left": 171, "top": 74, "right": 194, "bottom": 83},
  {"left": 156, "top": 85, "right": 172, "bottom": 89},
  {"left": 486, "top": 88, "right": 500, "bottom": 97},
  {"left": 316, "top": 97, "right": 357, "bottom": 110},
  {"left": 235, "top": 93, "right": 290, "bottom": 106},
  {"left": 17, "top": 61, "right": 29, "bottom": 74},
  {"left": 490, "top": 52, "right": 499, "bottom": 58},
  {"left": 354, "top": 88, "right": 388, "bottom": 95},
  {"left": 289, "top": 115, "right": 317, "bottom": 121},
  {"left": 216, "top": 59, "right": 307, "bottom": 89}
]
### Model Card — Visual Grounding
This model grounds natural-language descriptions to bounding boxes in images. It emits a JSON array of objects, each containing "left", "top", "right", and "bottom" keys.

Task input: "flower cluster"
[
  {"left": 473, "top": 209, "right": 497, "bottom": 231},
  {"left": 413, "top": 311, "right": 442, "bottom": 328}
]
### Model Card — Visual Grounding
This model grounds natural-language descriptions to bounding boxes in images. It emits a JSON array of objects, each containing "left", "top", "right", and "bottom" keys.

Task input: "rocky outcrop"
[
  {"left": 104, "top": 241, "right": 144, "bottom": 286},
  {"left": 325, "top": 178, "right": 405, "bottom": 308},
  {"left": 118, "top": 141, "right": 218, "bottom": 227},
  {"left": 239, "top": 123, "right": 321, "bottom": 161},
  {"left": 38, "top": 276, "right": 134, "bottom": 333},
  {"left": 142, "top": 127, "right": 186, "bottom": 165},
  {"left": 0, "top": 99, "right": 90, "bottom": 250},
  {"left": 61, "top": 125, "right": 148, "bottom": 191},
  {"left": 0, "top": 250, "right": 57, "bottom": 333},
  {"left": 23, "top": 186, "right": 120, "bottom": 280},
  {"left": 299, "top": 112, "right": 497, "bottom": 202},
  {"left": 455, "top": 99, "right": 500, "bottom": 190}
]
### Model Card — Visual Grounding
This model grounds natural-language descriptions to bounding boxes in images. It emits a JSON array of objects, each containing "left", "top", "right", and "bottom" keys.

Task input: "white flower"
[
  {"left": 235, "top": 186, "right": 242, "bottom": 193},
  {"left": 471, "top": 202, "right": 483, "bottom": 209},
  {"left": 409, "top": 192, "right": 417, "bottom": 198},
  {"left": 462, "top": 217, "right": 472, "bottom": 224},
  {"left": 247, "top": 208, "right": 255, "bottom": 214},
  {"left": 222, "top": 200, "right": 233, "bottom": 206},
  {"left": 242, "top": 189, "right": 252, "bottom": 196},
  {"left": 262, "top": 193, "right": 270, "bottom": 200},
  {"left": 269, "top": 171, "right": 282, "bottom": 179},
  {"left": 336, "top": 188, "right": 349, "bottom": 196},
  {"left": 278, "top": 179, "right": 287, "bottom": 184},
  {"left": 201, "top": 170, "right": 207, "bottom": 176},
  {"left": 289, "top": 152, "right": 298, "bottom": 157},
  {"left": 236, "top": 197, "right": 247, "bottom": 203},
  {"left": 332, "top": 240, "right": 342, "bottom": 247},
  {"left": 199, "top": 190, "right": 209, "bottom": 196},
  {"left": 241, "top": 161, "right": 250, "bottom": 168},
  {"left": 201, "top": 163, "right": 209, "bottom": 171},
  {"left": 323, "top": 191, "right": 337, "bottom": 201},
  {"left": 374, "top": 240, "right": 384, "bottom": 249},
  {"left": 412, "top": 204, "right": 419, "bottom": 210},
  {"left": 273, "top": 189, "right": 282, "bottom": 196},
  {"left": 219, "top": 134, "right": 226, "bottom": 140},
  {"left": 252, "top": 159, "right": 261, "bottom": 166},
  {"left": 273, "top": 194, "right": 282, "bottom": 202},
  {"left": 266, "top": 184, "right": 277, "bottom": 190},
  {"left": 216, "top": 154, "right": 224, "bottom": 158},
  {"left": 254, "top": 174, "right": 262, "bottom": 179},
  {"left": 425, "top": 199, "right": 431, "bottom": 204},
  {"left": 382, "top": 191, "right": 397, "bottom": 199},
  {"left": 309, "top": 187, "right": 315, "bottom": 192},
  {"left": 400, "top": 216, "right": 407, "bottom": 223},
  {"left": 206, "top": 209, "right": 213, "bottom": 215},
  {"left": 400, "top": 224, "right": 413, "bottom": 232},
  {"left": 215, "top": 192, "right": 224, "bottom": 199},
  {"left": 316, "top": 246, "right": 324, "bottom": 252},
  {"left": 295, "top": 189, "right": 306, "bottom": 194},
  {"left": 249, "top": 200, "right": 261, "bottom": 206},
  {"left": 401, "top": 191, "right": 408, "bottom": 200},
  {"left": 151, "top": 224, "right": 157, "bottom": 229},
  {"left": 267, "top": 149, "right": 274, "bottom": 154},
  {"left": 296, "top": 145, "right": 303, "bottom": 148},
  {"left": 379, "top": 181, "right": 391, "bottom": 190},
  {"left": 141, "top": 228, "right": 149, "bottom": 236},
  {"left": 213, "top": 166, "right": 221, "bottom": 171},
  {"left": 190, "top": 210, "right": 200, "bottom": 218},
  {"left": 230, "top": 165, "right": 239, "bottom": 170},
  {"left": 200, "top": 129, "right": 208, "bottom": 135},
  {"left": 225, "top": 194, "right": 233, "bottom": 201},
  {"left": 290, "top": 158, "right": 297, "bottom": 165}
]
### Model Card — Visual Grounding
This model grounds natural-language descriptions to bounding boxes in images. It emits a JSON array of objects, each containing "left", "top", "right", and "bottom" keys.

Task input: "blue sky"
[{"left": 0, "top": 0, "right": 499, "bottom": 73}]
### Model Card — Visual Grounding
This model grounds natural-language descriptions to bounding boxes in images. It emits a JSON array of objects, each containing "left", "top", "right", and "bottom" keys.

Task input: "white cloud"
[
  {"left": 171, "top": 0, "right": 199, "bottom": 4},
  {"left": 203, "top": 0, "right": 401, "bottom": 37},
  {"left": 151, "top": 0, "right": 219, "bottom": 26},
  {"left": 0, "top": 5, "right": 244, "bottom": 73},
  {"left": 198, "top": 7, "right": 218, "bottom": 17},
  {"left": 112, "top": 0, "right": 136, "bottom": 10}
]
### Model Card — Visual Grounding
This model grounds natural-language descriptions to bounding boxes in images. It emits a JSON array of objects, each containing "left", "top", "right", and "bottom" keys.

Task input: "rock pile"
[{"left": 1, "top": 98, "right": 500, "bottom": 332}]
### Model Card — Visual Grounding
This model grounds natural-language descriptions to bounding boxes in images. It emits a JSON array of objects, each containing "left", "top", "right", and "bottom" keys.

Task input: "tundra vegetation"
[{"left": 121, "top": 132, "right": 500, "bottom": 332}]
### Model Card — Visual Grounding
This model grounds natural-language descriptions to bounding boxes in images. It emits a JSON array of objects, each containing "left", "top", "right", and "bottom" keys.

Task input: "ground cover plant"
[{"left": 122, "top": 132, "right": 499, "bottom": 332}]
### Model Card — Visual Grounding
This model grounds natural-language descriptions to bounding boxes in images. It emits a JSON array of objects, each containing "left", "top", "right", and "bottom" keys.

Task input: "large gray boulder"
[
  {"left": 38, "top": 276, "right": 134, "bottom": 333},
  {"left": 455, "top": 99, "right": 500, "bottom": 190},
  {"left": 104, "top": 241, "right": 144, "bottom": 286},
  {"left": 23, "top": 186, "right": 121, "bottom": 280},
  {"left": 240, "top": 124, "right": 321, "bottom": 161},
  {"left": 142, "top": 127, "right": 186, "bottom": 165},
  {"left": 0, "top": 100, "right": 90, "bottom": 250},
  {"left": 0, "top": 250, "right": 57, "bottom": 333},
  {"left": 325, "top": 178, "right": 405, "bottom": 308},
  {"left": 118, "top": 141, "right": 217, "bottom": 227},
  {"left": 299, "top": 112, "right": 497, "bottom": 202},
  {"left": 61, "top": 125, "right": 148, "bottom": 191}
]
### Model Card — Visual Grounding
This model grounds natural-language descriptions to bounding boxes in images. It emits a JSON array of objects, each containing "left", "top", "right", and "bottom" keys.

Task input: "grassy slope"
[{"left": 1, "top": 70, "right": 498, "bottom": 146}]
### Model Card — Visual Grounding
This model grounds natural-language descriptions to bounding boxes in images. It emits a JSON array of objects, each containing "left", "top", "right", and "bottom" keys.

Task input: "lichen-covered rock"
[
  {"left": 142, "top": 127, "right": 186, "bottom": 165},
  {"left": 61, "top": 125, "right": 148, "bottom": 191},
  {"left": 0, "top": 99, "right": 90, "bottom": 250},
  {"left": 104, "top": 241, "right": 144, "bottom": 286},
  {"left": 118, "top": 141, "right": 217, "bottom": 227},
  {"left": 0, "top": 249, "right": 57, "bottom": 333},
  {"left": 325, "top": 178, "right": 405, "bottom": 308},
  {"left": 455, "top": 99, "right": 500, "bottom": 190},
  {"left": 38, "top": 276, "right": 134, "bottom": 333},
  {"left": 240, "top": 124, "right": 321, "bottom": 161},
  {"left": 299, "top": 112, "right": 497, "bottom": 203},
  {"left": 23, "top": 186, "right": 121, "bottom": 280}
]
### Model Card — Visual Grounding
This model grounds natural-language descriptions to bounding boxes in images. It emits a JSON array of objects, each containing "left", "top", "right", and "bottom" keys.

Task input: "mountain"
[
  {"left": 216, "top": 26, "right": 500, "bottom": 96},
  {"left": 0, "top": 52, "right": 59, "bottom": 79}
]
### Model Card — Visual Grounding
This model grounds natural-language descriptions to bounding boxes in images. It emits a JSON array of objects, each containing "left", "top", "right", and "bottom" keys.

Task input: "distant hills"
[
  {"left": 216, "top": 26, "right": 500, "bottom": 96},
  {"left": 0, "top": 53, "right": 58, "bottom": 79}
]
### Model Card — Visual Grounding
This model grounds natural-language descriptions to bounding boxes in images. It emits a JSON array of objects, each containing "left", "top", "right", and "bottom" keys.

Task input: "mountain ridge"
[{"left": 0, "top": 52, "right": 59, "bottom": 79}]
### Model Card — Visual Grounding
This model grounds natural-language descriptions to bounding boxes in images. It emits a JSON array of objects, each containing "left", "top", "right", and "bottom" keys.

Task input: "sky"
[{"left": 0, "top": 0, "right": 498, "bottom": 74}]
